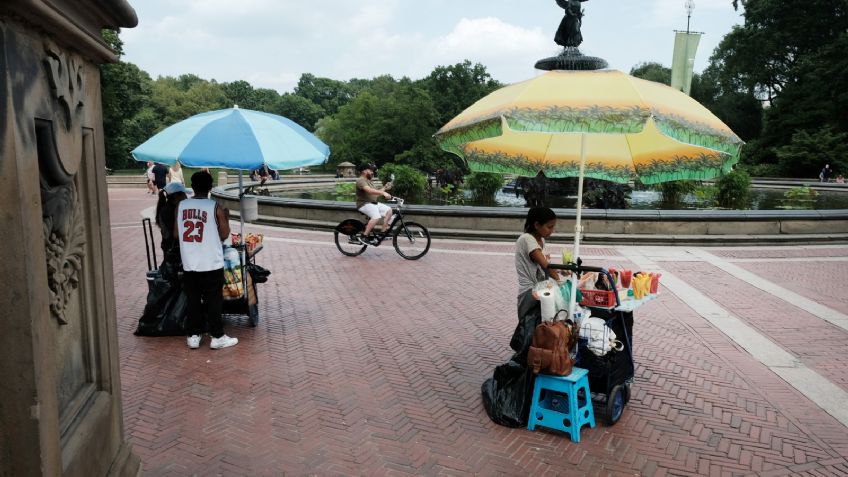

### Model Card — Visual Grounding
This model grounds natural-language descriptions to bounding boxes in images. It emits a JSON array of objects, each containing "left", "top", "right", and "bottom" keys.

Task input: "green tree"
[
  {"left": 151, "top": 76, "right": 228, "bottom": 126},
  {"left": 273, "top": 93, "right": 326, "bottom": 130},
  {"left": 630, "top": 62, "right": 671, "bottom": 85},
  {"left": 175, "top": 73, "right": 205, "bottom": 92},
  {"left": 316, "top": 79, "right": 439, "bottom": 167},
  {"left": 222, "top": 80, "right": 257, "bottom": 109},
  {"left": 100, "top": 29, "right": 154, "bottom": 168},
  {"left": 775, "top": 127, "right": 848, "bottom": 178},
  {"left": 696, "top": 1, "right": 847, "bottom": 176},
  {"left": 253, "top": 88, "right": 282, "bottom": 112},
  {"left": 419, "top": 60, "right": 501, "bottom": 126},
  {"left": 759, "top": 32, "right": 848, "bottom": 154},
  {"left": 294, "top": 73, "right": 355, "bottom": 116},
  {"left": 394, "top": 139, "right": 463, "bottom": 174},
  {"left": 692, "top": 66, "right": 763, "bottom": 142}
]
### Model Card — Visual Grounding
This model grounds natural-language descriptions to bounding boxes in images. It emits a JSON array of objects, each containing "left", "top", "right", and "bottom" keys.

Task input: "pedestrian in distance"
[
  {"left": 175, "top": 171, "right": 238, "bottom": 350},
  {"left": 168, "top": 160, "right": 185, "bottom": 185},
  {"left": 146, "top": 161, "right": 157, "bottom": 195},
  {"left": 151, "top": 162, "right": 169, "bottom": 192},
  {"left": 819, "top": 163, "right": 832, "bottom": 182}
]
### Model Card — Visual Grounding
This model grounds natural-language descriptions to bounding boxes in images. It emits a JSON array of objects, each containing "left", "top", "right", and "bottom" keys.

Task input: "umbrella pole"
[
  {"left": 568, "top": 133, "right": 588, "bottom": 322},
  {"left": 238, "top": 170, "right": 247, "bottom": 303},
  {"left": 238, "top": 170, "right": 245, "bottom": 241}
]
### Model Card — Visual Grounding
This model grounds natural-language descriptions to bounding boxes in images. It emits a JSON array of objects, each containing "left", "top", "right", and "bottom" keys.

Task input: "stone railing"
[{"left": 211, "top": 180, "right": 848, "bottom": 245}]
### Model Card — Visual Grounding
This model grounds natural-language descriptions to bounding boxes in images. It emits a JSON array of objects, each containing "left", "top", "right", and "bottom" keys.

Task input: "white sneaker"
[
  {"left": 187, "top": 335, "right": 201, "bottom": 349},
  {"left": 210, "top": 334, "right": 238, "bottom": 349}
]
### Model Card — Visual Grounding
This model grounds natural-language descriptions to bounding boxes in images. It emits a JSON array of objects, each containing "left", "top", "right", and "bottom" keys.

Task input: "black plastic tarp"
[
  {"left": 481, "top": 290, "right": 541, "bottom": 428},
  {"left": 134, "top": 261, "right": 187, "bottom": 336}
]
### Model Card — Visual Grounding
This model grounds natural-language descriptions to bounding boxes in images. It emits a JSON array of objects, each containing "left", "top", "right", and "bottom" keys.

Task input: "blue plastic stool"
[{"left": 527, "top": 367, "right": 595, "bottom": 442}]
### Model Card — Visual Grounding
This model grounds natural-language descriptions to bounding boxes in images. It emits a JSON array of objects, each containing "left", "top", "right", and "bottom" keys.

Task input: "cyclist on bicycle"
[{"left": 355, "top": 163, "right": 393, "bottom": 245}]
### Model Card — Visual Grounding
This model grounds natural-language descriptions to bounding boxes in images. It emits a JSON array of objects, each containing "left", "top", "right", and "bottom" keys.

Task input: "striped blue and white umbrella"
[{"left": 131, "top": 107, "right": 330, "bottom": 170}]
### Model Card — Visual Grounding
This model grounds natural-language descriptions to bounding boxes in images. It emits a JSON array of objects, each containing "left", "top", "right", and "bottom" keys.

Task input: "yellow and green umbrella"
[
  {"left": 434, "top": 69, "right": 743, "bottom": 185},
  {"left": 434, "top": 69, "right": 743, "bottom": 316}
]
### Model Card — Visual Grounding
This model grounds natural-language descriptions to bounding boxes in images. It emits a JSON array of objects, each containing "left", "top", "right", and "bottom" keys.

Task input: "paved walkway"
[{"left": 109, "top": 189, "right": 848, "bottom": 476}]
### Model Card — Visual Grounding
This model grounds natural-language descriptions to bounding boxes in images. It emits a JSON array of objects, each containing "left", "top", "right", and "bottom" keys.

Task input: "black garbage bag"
[
  {"left": 134, "top": 261, "right": 188, "bottom": 336},
  {"left": 481, "top": 290, "right": 541, "bottom": 427},
  {"left": 481, "top": 359, "right": 537, "bottom": 428},
  {"left": 246, "top": 263, "right": 271, "bottom": 284}
]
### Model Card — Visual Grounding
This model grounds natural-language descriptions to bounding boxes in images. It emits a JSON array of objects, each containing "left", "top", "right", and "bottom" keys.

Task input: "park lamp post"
[
  {"left": 671, "top": 0, "right": 701, "bottom": 95},
  {"left": 685, "top": 0, "right": 695, "bottom": 33}
]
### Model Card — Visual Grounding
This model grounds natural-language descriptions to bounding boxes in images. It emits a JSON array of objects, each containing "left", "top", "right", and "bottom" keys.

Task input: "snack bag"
[{"left": 222, "top": 246, "right": 244, "bottom": 300}]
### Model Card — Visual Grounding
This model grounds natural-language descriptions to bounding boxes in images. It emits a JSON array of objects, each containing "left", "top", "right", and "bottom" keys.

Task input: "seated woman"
[{"left": 481, "top": 207, "right": 562, "bottom": 428}]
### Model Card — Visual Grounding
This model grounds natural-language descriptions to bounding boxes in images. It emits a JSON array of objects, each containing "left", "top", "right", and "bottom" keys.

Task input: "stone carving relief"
[
  {"left": 41, "top": 174, "right": 85, "bottom": 325},
  {"left": 43, "top": 42, "right": 85, "bottom": 178},
  {"left": 39, "top": 43, "right": 88, "bottom": 325}
]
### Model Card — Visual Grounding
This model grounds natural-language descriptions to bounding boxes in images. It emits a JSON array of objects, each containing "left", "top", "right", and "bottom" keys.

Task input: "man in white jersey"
[{"left": 175, "top": 171, "right": 238, "bottom": 349}]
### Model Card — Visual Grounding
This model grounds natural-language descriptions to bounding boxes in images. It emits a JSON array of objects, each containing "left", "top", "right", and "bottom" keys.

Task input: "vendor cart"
[
  {"left": 550, "top": 262, "right": 642, "bottom": 425},
  {"left": 222, "top": 243, "right": 264, "bottom": 327}
]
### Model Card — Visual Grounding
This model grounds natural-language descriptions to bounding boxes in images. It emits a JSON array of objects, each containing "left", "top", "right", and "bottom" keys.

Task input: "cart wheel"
[
  {"left": 248, "top": 304, "right": 259, "bottom": 327},
  {"left": 624, "top": 381, "right": 632, "bottom": 403},
  {"left": 604, "top": 385, "right": 626, "bottom": 425}
]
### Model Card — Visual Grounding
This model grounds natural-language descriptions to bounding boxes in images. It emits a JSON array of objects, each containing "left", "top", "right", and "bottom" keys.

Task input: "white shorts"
[{"left": 359, "top": 202, "right": 390, "bottom": 220}]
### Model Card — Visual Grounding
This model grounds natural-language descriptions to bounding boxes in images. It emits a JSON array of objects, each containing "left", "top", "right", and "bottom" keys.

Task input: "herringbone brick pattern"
[
  {"left": 711, "top": 247, "right": 848, "bottom": 260},
  {"left": 734, "top": 261, "right": 848, "bottom": 315},
  {"left": 662, "top": 260, "right": 848, "bottom": 391},
  {"left": 107, "top": 190, "right": 848, "bottom": 476}
]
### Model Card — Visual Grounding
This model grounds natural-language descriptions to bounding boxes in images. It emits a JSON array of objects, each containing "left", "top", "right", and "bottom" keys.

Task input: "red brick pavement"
[
  {"left": 107, "top": 190, "right": 848, "bottom": 476},
  {"left": 662, "top": 260, "right": 848, "bottom": 392}
]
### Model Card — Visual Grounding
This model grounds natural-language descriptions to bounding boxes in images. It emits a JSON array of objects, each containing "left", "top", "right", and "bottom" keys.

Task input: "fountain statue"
[
  {"left": 536, "top": 0, "right": 608, "bottom": 71},
  {"left": 554, "top": 0, "right": 587, "bottom": 47}
]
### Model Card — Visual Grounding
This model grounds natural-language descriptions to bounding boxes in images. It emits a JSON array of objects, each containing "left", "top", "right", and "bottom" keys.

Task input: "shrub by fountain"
[
  {"left": 379, "top": 164, "right": 427, "bottom": 199},
  {"left": 659, "top": 180, "right": 697, "bottom": 206},
  {"left": 583, "top": 180, "right": 628, "bottom": 209},
  {"left": 716, "top": 170, "right": 752, "bottom": 209},
  {"left": 465, "top": 172, "right": 504, "bottom": 202},
  {"left": 335, "top": 182, "right": 355, "bottom": 196}
]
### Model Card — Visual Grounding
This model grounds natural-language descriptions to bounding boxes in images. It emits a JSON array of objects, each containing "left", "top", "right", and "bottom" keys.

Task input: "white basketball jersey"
[{"left": 177, "top": 198, "right": 224, "bottom": 271}]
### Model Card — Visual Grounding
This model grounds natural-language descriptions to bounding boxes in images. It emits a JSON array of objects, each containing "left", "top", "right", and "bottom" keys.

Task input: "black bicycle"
[{"left": 334, "top": 198, "right": 431, "bottom": 260}]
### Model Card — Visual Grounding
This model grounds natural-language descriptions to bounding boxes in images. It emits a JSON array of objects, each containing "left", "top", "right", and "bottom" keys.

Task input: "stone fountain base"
[{"left": 535, "top": 47, "right": 609, "bottom": 71}]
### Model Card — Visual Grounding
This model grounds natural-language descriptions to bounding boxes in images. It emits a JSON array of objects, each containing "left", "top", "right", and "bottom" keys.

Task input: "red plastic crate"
[{"left": 579, "top": 289, "right": 616, "bottom": 308}]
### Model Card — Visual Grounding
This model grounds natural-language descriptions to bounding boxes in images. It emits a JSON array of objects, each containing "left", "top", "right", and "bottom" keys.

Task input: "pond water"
[{"left": 271, "top": 188, "right": 848, "bottom": 210}]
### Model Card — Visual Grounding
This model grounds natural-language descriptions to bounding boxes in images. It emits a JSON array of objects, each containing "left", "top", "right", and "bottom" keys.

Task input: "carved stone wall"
[{"left": 0, "top": 1, "right": 139, "bottom": 476}]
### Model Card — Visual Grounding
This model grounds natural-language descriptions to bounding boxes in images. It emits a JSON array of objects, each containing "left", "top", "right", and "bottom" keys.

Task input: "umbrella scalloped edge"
[
  {"left": 436, "top": 105, "right": 744, "bottom": 162},
  {"left": 435, "top": 117, "right": 502, "bottom": 157},
  {"left": 653, "top": 111, "right": 743, "bottom": 160},
  {"left": 465, "top": 148, "right": 738, "bottom": 184}
]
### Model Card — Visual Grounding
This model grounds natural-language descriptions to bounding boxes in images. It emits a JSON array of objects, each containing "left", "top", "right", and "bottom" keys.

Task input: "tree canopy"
[
  {"left": 101, "top": 9, "right": 847, "bottom": 179},
  {"left": 99, "top": 41, "right": 500, "bottom": 174}
]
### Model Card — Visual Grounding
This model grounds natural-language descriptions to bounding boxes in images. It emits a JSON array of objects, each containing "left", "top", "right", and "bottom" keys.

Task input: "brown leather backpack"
[{"left": 527, "top": 318, "right": 579, "bottom": 376}]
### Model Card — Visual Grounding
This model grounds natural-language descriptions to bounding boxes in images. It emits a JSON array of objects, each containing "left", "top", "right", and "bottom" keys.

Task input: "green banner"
[{"left": 671, "top": 32, "right": 701, "bottom": 96}]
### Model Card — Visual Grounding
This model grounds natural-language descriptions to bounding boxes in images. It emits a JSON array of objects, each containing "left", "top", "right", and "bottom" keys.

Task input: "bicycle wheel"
[
  {"left": 334, "top": 230, "right": 367, "bottom": 256},
  {"left": 392, "top": 222, "right": 431, "bottom": 260}
]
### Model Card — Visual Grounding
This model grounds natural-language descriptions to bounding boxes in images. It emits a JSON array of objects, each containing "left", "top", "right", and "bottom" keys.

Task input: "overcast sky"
[{"left": 120, "top": 0, "right": 744, "bottom": 93}]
